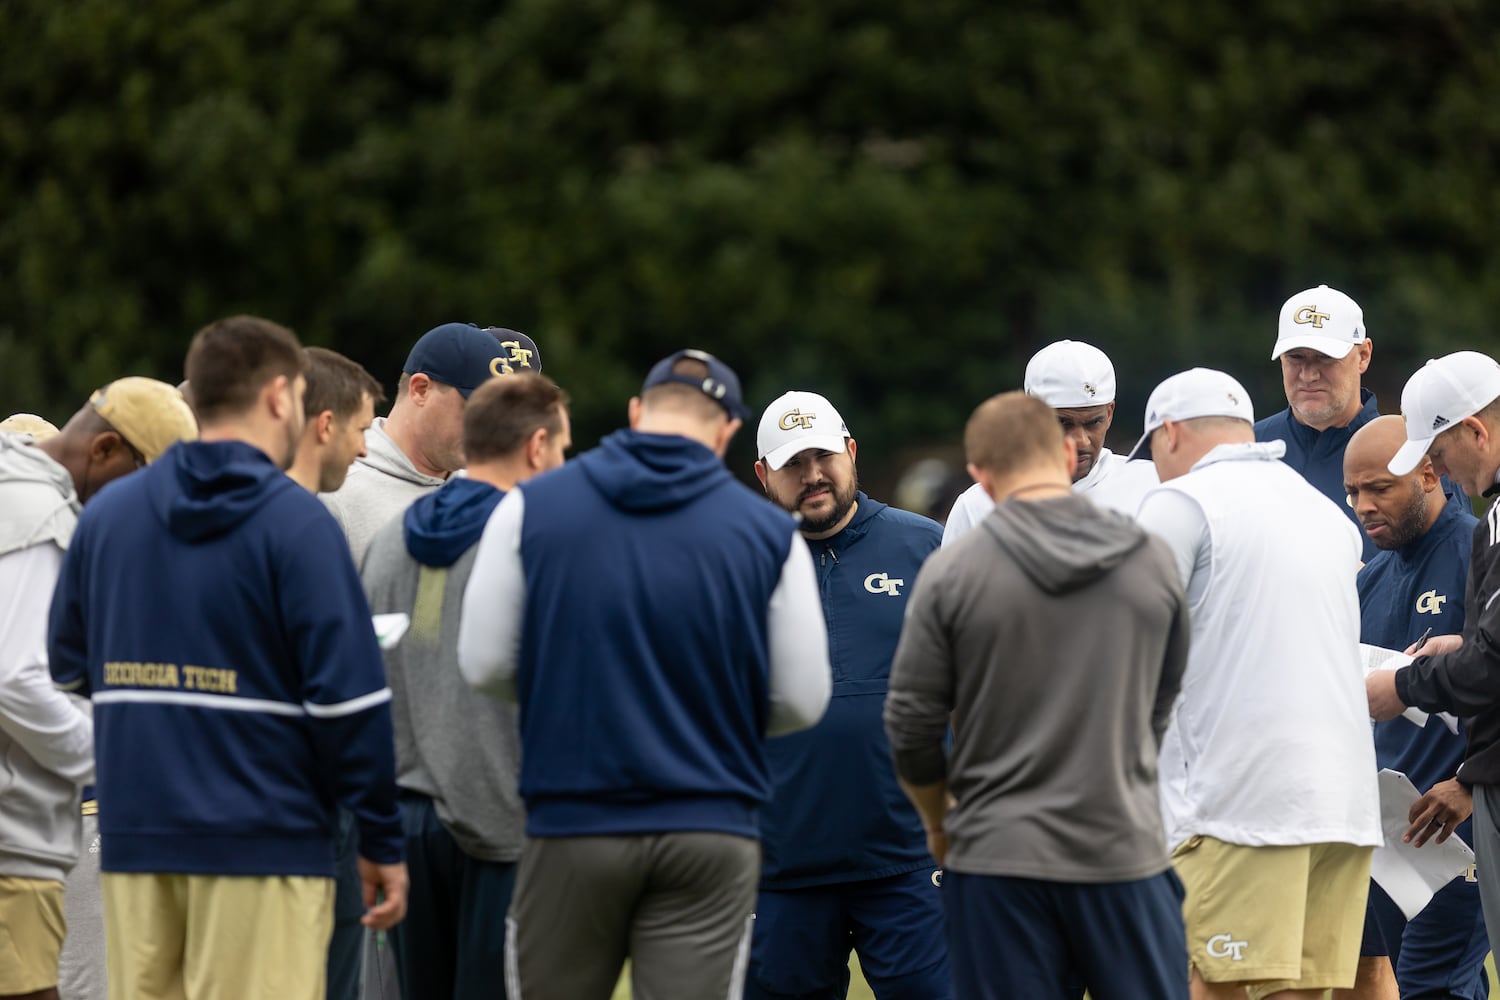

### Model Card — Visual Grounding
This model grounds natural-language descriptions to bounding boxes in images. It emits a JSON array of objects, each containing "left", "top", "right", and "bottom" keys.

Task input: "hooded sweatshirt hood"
[
  {"left": 578, "top": 429, "right": 731, "bottom": 513},
  {"left": 984, "top": 493, "right": 1146, "bottom": 595},
  {"left": 0, "top": 434, "right": 80, "bottom": 556},
  {"left": 356, "top": 417, "right": 447, "bottom": 488},
  {"left": 151, "top": 440, "right": 299, "bottom": 542},
  {"left": 403, "top": 477, "right": 504, "bottom": 568}
]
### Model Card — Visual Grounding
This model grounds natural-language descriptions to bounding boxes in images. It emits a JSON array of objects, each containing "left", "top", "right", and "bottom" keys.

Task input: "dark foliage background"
[{"left": 5, "top": 0, "right": 1498, "bottom": 502}]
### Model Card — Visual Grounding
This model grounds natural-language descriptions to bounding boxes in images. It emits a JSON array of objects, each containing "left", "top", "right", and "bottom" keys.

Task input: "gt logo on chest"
[{"left": 864, "top": 572, "right": 904, "bottom": 596}]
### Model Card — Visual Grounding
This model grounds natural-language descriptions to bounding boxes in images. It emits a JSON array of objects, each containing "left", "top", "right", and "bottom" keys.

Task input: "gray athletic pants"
[
  {"left": 505, "top": 831, "right": 759, "bottom": 1000},
  {"left": 1471, "top": 785, "right": 1500, "bottom": 963}
]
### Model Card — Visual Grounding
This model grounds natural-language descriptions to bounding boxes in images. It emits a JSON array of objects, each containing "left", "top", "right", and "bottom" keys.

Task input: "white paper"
[
  {"left": 1359, "top": 643, "right": 1460, "bottom": 734},
  {"left": 1370, "top": 769, "right": 1475, "bottom": 920},
  {"left": 371, "top": 613, "right": 410, "bottom": 650}
]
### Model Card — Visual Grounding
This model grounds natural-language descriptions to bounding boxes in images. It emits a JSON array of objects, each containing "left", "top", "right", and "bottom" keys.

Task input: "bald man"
[{"left": 1342, "top": 416, "right": 1486, "bottom": 1000}]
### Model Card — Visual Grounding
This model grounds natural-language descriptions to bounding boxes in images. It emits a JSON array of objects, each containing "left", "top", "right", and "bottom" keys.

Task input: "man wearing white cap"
[
  {"left": 746, "top": 391, "right": 950, "bottom": 1000},
  {"left": 1133, "top": 368, "right": 1381, "bottom": 1000},
  {"left": 1256, "top": 284, "right": 1468, "bottom": 561},
  {"left": 941, "top": 340, "right": 1157, "bottom": 547},
  {"left": 1367, "top": 350, "right": 1500, "bottom": 968}
]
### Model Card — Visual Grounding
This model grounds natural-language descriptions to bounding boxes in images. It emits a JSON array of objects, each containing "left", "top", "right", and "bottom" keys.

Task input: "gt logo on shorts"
[
  {"left": 778, "top": 408, "right": 817, "bottom": 431},
  {"left": 1292, "top": 305, "right": 1330, "bottom": 328},
  {"left": 1205, "top": 933, "right": 1248, "bottom": 961},
  {"left": 1416, "top": 590, "right": 1448, "bottom": 615},
  {"left": 864, "top": 572, "right": 904, "bottom": 596}
]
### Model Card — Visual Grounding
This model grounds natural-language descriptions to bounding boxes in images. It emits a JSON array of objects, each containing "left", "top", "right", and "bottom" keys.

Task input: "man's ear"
[
  {"left": 315, "top": 410, "right": 336, "bottom": 445},
  {"left": 967, "top": 462, "right": 996, "bottom": 501},
  {"left": 89, "top": 430, "right": 127, "bottom": 465},
  {"left": 846, "top": 438, "right": 858, "bottom": 466},
  {"left": 713, "top": 416, "right": 742, "bottom": 457},
  {"left": 627, "top": 396, "right": 643, "bottom": 429},
  {"left": 265, "top": 374, "right": 292, "bottom": 420},
  {"left": 525, "top": 426, "right": 548, "bottom": 469},
  {"left": 754, "top": 460, "right": 769, "bottom": 490},
  {"left": 407, "top": 373, "right": 432, "bottom": 405},
  {"left": 1356, "top": 339, "right": 1374, "bottom": 374}
]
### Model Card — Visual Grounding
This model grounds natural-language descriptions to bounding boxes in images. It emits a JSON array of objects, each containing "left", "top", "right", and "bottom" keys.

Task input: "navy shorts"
[
  {"left": 745, "top": 867, "right": 950, "bottom": 999},
  {"left": 944, "top": 869, "right": 1186, "bottom": 1000},
  {"left": 1359, "top": 877, "right": 1489, "bottom": 998}
]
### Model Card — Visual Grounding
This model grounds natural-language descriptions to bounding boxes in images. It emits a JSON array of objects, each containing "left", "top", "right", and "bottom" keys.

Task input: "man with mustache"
[
  {"left": 942, "top": 340, "right": 1157, "bottom": 546},
  {"left": 747, "top": 390, "right": 950, "bottom": 1000},
  {"left": 1342, "top": 415, "right": 1485, "bottom": 1000},
  {"left": 1256, "top": 284, "right": 1469, "bottom": 562}
]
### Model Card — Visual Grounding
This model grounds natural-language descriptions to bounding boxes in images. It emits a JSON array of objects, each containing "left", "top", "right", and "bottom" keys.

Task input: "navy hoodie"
[
  {"left": 404, "top": 477, "right": 505, "bottom": 568},
  {"left": 48, "top": 440, "right": 402, "bottom": 876},
  {"left": 1256, "top": 390, "right": 1471, "bottom": 560},
  {"left": 760, "top": 494, "right": 941, "bottom": 888},
  {"left": 511, "top": 430, "right": 799, "bottom": 839},
  {"left": 1358, "top": 501, "right": 1477, "bottom": 832}
]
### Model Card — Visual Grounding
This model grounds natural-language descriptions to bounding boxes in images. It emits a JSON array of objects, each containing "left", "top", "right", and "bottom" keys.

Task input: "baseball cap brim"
[
  {"left": 762, "top": 434, "right": 850, "bottom": 471},
  {"left": 1126, "top": 428, "right": 1156, "bottom": 462},
  {"left": 1271, "top": 335, "right": 1357, "bottom": 361},
  {"left": 1388, "top": 434, "right": 1437, "bottom": 477}
]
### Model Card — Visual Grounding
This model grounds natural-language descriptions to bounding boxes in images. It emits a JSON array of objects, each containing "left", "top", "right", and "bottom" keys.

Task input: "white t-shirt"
[
  {"left": 1135, "top": 441, "right": 1381, "bottom": 850},
  {"left": 941, "top": 448, "right": 1159, "bottom": 547}
]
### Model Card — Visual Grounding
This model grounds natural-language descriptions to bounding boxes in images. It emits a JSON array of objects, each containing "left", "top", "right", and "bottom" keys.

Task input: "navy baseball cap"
[
  {"left": 641, "top": 349, "right": 749, "bottom": 420},
  {"left": 403, "top": 323, "right": 524, "bottom": 398},
  {"left": 479, "top": 327, "right": 542, "bottom": 374}
]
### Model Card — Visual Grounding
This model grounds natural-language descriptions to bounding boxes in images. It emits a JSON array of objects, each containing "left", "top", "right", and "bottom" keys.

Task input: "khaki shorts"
[
  {"left": 1172, "top": 835, "right": 1370, "bottom": 996},
  {"left": 103, "top": 871, "right": 334, "bottom": 1000},
  {"left": 0, "top": 875, "right": 66, "bottom": 993}
]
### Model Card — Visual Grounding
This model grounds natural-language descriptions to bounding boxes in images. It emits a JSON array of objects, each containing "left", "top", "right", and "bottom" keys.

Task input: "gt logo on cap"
[
  {"left": 489, "top": 342, "right": 536, "bottom": 376},
  {"left": 1293, "top": 305, "right": 1331, "bottom": 328},
  {"left": 778, "top": 409, "right": 817, "bottom": 431}
]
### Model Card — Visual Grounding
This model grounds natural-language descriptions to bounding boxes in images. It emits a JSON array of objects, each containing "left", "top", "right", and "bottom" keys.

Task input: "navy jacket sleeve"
[
  {"left": 1398, "top": 530, "right": 1499, "bottom": 717},
  {"left": 47, "top": 520, "right": 91, "bottom": 696},
  {"left": 279, "top": 515, "right": 403, "bottom": 864}
]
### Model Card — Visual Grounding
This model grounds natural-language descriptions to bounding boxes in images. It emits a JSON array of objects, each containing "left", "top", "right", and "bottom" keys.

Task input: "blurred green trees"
[{"left": 4, "top": 0, "right": 1498, "bottom": 482}]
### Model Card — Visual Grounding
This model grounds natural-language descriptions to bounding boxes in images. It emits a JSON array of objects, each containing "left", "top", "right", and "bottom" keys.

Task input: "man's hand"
[
  {"left": 1366, "top": 669, "right": 1408, "bottom": 722},
  {"left": 357, "top": 856, "right": 409, "bottom": 929},
  {"left": 926, "top": 827, "right": 948, "bottom": 866},
  {"left": 1405, "top": 779, "right": 1473, "bottom": 847},
  {"left": 1405, "top": 634, "right": 1463, "bottom": 657}
]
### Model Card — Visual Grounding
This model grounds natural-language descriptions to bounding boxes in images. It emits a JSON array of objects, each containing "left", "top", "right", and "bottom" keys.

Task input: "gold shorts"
[
  {"left": 1172, "top": 835, "right": 1371, "bottom": 995},
  {"left": 103, "top": 871, "right": 334, "bottom": 1000},
  {"left": 0, "top": 875, "right": 66, "bottom": 993}
]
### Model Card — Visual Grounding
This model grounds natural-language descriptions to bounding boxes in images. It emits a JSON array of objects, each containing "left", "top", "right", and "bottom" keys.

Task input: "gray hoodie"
[
  {"left": 321, "top": 417, "right": 446, "bottom": 566},
  {"left": 885, "top": 493, "right": 1189, "bottom": 882},
  {"left": 0, "top": 436, "right": 93, "bottom": 882}
]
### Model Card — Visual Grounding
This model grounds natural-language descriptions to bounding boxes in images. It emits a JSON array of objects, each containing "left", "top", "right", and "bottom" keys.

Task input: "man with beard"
[
  {"left": 745, "top": 391, "right": 949, "bottom": 1000},
  {"left": 47, "top": 316, "right": 408, "bottom": 1000},
  {"left": 287, "top": 348, "right": 384, "bottom": 495},
  {"left": 942, "top": 340, "right": 1157, "bottom": 546},
  {"left": 1256, "top": 284, "right": 1469, "bottom": 561},
  {"left": 1341, "top": 415, "right": 1486, "bottom": 1000}
]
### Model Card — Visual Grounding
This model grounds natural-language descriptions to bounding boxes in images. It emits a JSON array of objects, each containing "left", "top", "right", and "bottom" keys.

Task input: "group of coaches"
[{"left": 6, "top": 288, "right": 1500, "bottom": 1000}]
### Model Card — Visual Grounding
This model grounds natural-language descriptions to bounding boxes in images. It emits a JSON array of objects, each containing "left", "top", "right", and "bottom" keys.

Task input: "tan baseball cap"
[
  {"left": 0, "top": 413, "right": 60, "bottom": 441},
  {"left": 89, "top": 377, "right": 199, "bottom": 462}
]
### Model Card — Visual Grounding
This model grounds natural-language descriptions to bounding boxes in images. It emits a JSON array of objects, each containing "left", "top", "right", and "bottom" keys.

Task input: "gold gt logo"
[
  {"left": 489, "top": 342, "right": 535, "bottom": 376},
  {"left": 1293, "top": 305, "right": 1330, "bottom": 328},
  {"left": 778, "top": 409, "right": 817, "bottom": 431}
]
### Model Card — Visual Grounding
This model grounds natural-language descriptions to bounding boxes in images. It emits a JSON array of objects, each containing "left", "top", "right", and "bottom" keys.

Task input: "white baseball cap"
[
  {"left": 1127, "top": 368, "right": 1255, "bottom": 461},
  {"left": 757, "top": 391, "right": 851, "bottom": 471},
  {"left": 1388, "top": 351, "right": 1500, "bottom": 475},
  {"left": 1272, "top": 284, "right": 1367, "bottom": 360},
  {"left": 1024, "top": 340, "right": 1117, "bottom": 407}
]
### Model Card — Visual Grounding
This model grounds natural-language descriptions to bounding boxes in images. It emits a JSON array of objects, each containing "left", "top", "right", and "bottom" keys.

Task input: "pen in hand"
[{"left": 1413, "top": 627, "right": 1434, "bottom": 654}]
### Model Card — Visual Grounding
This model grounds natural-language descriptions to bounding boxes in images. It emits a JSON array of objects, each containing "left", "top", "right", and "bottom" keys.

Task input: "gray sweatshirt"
[
  {"left": 322, "top": 418, "right": 446, "bottom": 567},
  {"left": 360, "top": 502, "right": 525, "bottom": 862},
  {"left": 0, "top": 437, "right": 93, "bottom": 883},
  {"left": 885, "top": 493, "right": 1188, "bottom": 882}
]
